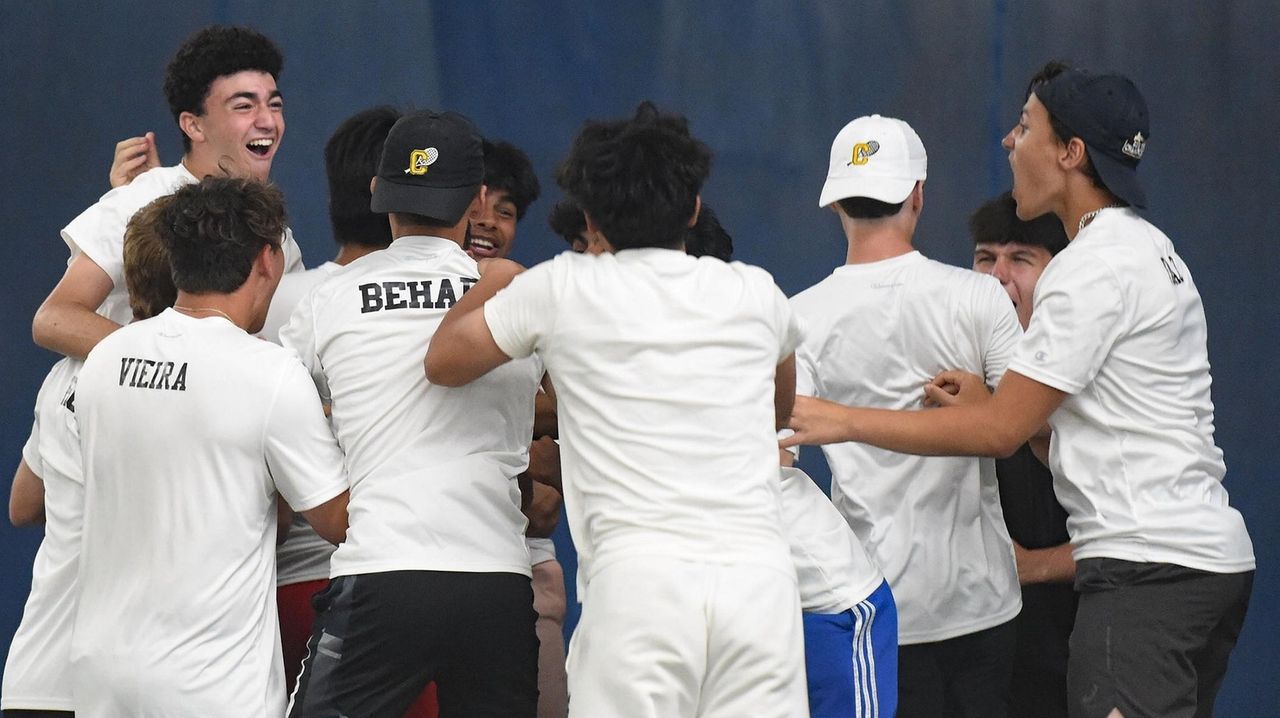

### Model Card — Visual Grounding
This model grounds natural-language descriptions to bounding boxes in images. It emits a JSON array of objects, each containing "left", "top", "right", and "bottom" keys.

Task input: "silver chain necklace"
[
  {"left": 173, "top": 305, "right": 235, "bottom": 324},
  {"left": 1077, "top": 204, "right": 1125, "bottom": 233}
]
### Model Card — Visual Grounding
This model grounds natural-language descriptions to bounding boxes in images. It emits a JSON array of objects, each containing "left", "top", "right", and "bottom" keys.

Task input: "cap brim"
[
  {"left": 819, "top": 176, "right": 916, "bottom": 208},
  {"left": 1086, "top": 147, "right": 1147, "bottom": 210},
  {"left": 371, "top": 179, "right": 479, "bottom": 225}
]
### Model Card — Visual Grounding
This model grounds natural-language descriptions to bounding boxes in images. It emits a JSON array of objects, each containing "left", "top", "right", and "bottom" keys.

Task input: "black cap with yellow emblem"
[{"left": 371, "top": 110, "right": 484, "bottom": 224}]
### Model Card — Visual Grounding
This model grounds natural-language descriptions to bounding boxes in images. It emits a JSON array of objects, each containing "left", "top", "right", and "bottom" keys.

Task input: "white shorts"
[{"left": 566, "top": 555, "right": 808, "bottom": 718}]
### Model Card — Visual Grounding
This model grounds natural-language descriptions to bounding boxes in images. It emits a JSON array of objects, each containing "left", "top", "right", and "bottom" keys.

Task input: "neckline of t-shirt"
[
  {"left": 832, "top": 250, "right": 924, "bottom": 275},
  {"left": 1075, "top": 207, "right": 1137, "bottom": 241},
  {"left": 613, "top": 247, "right": 693, "bottom": 263}
]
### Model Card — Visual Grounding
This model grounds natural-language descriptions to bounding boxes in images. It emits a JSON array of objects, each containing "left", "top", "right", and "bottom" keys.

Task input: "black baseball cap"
[
  {"left": 371, "top": 110, "right": 483, "bottom": 224},
  {"left": 1035, "top": 69, "right": 1149, "bottom": 209}
]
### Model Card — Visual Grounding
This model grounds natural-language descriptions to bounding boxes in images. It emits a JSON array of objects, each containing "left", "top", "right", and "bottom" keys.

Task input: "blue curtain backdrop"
[{"left": 2, "top": 2, "right": 1276, "bottom": 712}]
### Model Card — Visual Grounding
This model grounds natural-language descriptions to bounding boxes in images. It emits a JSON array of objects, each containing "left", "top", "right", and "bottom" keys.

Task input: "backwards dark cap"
[
  {"left": 1036, "top": 69, "right": 1149, "bottom": 209},
  {"left": 371, "top": 110, "right": 483, "bottom": 224}
]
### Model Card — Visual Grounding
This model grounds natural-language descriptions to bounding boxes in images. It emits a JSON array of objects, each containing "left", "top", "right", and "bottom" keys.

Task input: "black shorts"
[
  {"left": 288, "top": 570, "right": 538, "bottom": 718},
  {"left": 1069, "top": 558, "right": 1253, "bottom": 718},
  {"left": 897, "top": 618, "right": 1017, "bottom": 718}
]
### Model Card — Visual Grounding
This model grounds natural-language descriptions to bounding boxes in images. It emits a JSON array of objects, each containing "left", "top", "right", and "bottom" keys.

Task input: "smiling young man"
[
  {"left": 32, "top": 25, "right": 301, "bottom": 362},
  {"left": 465, "top": 139, "right": 540, "bottom": 260},
  {"left": 787, "top": 65, "right": 1255, "bottom": 718}
]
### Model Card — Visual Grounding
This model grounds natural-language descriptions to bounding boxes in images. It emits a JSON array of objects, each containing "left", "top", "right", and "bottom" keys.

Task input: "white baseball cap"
[{"left": 818, "top": 114, "right": 927, "bottom": 208}]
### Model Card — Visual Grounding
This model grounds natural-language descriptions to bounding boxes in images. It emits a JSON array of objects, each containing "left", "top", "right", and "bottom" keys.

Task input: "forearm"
[
  {"left": 833, "top": 403, "right": 1017, "bottom": 457},
  {"left": 1015, "top": 542, "right": 1076, "bottom": 585},
  {"left": 32, "top": 302, "right": 121, "bottom": 360},
  {"left": 10, "top": 459, "right": 45, "bottom": 527}
]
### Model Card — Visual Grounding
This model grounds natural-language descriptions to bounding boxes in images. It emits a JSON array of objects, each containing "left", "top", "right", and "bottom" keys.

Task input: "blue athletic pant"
[{"left": 803, "top": 579, "right": 898, "bottom": 718}]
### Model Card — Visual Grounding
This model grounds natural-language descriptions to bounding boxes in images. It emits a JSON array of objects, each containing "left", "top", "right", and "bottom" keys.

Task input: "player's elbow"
[
  {"left": 306, "top": 491, "right": 350, "bottom": 546},
  {"left": 424, "top": 347, "right": 468, "bottom": 387},
  {"left": 31, "top": 301, "right": 58, "bottom": 351}
]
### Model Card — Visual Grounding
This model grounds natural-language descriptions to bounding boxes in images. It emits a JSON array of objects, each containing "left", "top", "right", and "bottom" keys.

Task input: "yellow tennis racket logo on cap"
[
  {"left": 848, "top": 141, "right": 881, "bottom": 166},
  {"left": 405, "top": 148, "right": 439, "bottom": 175}
]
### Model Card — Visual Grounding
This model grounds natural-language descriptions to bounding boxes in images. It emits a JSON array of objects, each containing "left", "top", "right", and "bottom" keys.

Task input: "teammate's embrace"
[
  {"left": 283, "top": 111, "right": 542, "bottom": 717},
  {"left": 70, "top": 178, "right": 350, "bottom": 716},
  {"left": 427, "top": 102, "right": 808, "bottom": 717}
]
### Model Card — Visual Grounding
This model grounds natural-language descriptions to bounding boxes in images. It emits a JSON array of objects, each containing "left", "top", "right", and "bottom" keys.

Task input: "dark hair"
[
  {"left": 547, "top": 198, "right": 587, "bottom": 245},
  {"left": 124, "top": 196, "right": 179, "bottom": 320},
  {"left": 483, "top": 140, "right": 541, "bottom": 220},
  {"left": 684, "top": 205, "right": 733, "bottom": 261},
  {"left": 556, "top": 101, "right": 711, "bottom": 251},
  {"left": 164, "top": 26, "right": 284, "bottom": 152},
  {"left": 968, "top": 192, "right": 1068, "bottom": 256},
  {"left": 159, "top": 177, "right": 287, "bottom": 294},
  {"left": 1024, "top": 60, "right": 1112, "bottom": 198},
  {"left": 835, "top": 196, "right": 905, "bottom": 220},
  {"left": 390, "top": 212, "right": 454, "bottom": 230},
  {"left": 325, "top": 105, "right": 401, "bottom": 248}
]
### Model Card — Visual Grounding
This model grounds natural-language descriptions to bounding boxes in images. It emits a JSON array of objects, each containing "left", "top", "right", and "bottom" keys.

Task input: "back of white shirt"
[
  {"left": 1009, "top": 208, "right": 1253, "bottom": 573},
  {"left": 2, "top": 358, "right": 82, "bottom": 711},
  {"left": 779, "top": 466, "right": 883, "bottom": 614},
  {"left": 72, "top": 310, "right": 347, "bottom": 716},
  {"left": 791, "top": 251, "right": 1022, "bottom": 643},
  {"left": 484, "top": 249, "right": 801, "bottom": 582},
  {"left": 282, "top": 236, "right": 539, "bottom": 578}
]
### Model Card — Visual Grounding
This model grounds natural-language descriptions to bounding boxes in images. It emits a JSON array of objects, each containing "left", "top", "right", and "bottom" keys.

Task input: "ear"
[
  {"left": 910, "top": 181, "right": 925, "bottom": 214},
  {"left": 254, "top": 242, "right": 279, "bottom": 279},
  {"left": 1060, "top": 137, "right": 1089, "bottom": 172},
  {"left": 179, "top": 111, "right": 203, "bottom": 146},
  {"left": 369, "top": 176, "right": 377, "bottom": 194},
  {"left": 687, "top": 195, "right": 702, "bottom": 228}
]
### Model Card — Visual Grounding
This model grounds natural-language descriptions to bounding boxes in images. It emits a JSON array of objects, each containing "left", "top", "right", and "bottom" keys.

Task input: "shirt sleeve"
[
  {"left": 281, "top": 227, "right": 305, "bottom": 274},
  {"left": 60, "top": 186, "right": 135, "bottom": 290},
  {"left": 278, "top": 289, "right": 330, "bottom": 404},
  {"left": 21, "top": 419, "right": 41, "bottom": 476},
  {"left": 975, "top": 275, "right": 1022, "bottom": 388},
  {"left": 1008, "top": 250, "right": 1126, "bottom": 394},
  {"left": 264, "top": 359, "right": 348, "bottom": 511},
  {"left": 484, "top": 261, "right": 560, "bottom": 360}
]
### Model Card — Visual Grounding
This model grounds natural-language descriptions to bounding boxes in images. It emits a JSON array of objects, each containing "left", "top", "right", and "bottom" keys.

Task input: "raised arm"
[
  {"left": 109, "top": 132, "right": 161, "bottom": 189},
  {"left": 425, "top": 258, "right": 523, "bottom": 387},
  {"left": 785, "top": 369, "right": 1065, "bottom": 458},
  {"left": 32, "top": 254, "right": 119, "bottom": 360}
]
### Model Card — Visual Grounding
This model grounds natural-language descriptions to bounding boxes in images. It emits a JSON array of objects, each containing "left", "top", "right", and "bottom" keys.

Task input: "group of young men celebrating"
[{"left": 3, "top": 21, "right": 1254, "bottom": 718}]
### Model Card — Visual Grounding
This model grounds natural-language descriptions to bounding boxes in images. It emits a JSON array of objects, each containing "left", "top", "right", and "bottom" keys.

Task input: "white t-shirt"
[
  {"left": 483, "top": 249, "right": 802, "bottom": 587},
  {"left": 779, "top": 466, "right": 884, "bottom": 614},
  {"left": 282, "top": 235, "right": 540, "bottom": 579},
  {"left": 1009, "top": 208, "right": 1254, "bottom": 573},
  {"left": 61, "top": 163, "right": 303, "bottom": 327},
  {"left": 71, "top": 310, "right": 348, "bottom": 716},
  {"left": 1, "top": 358, "right": 82, "bottom": 711},
  {"left": 261, "top": 261, "right": 344, "bottom": 586},
  {"left": 791, "top": 250, "right": 1022, "bottom": 643}
]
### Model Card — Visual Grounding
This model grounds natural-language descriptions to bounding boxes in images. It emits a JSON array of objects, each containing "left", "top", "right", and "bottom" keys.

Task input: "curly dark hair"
[
  {"left": 164, "top": 26, "right": 284, "bottom": 152},
  {"left": 159, "top": 177, "right": 287, "bottom": 294},
  {"left": 547, "top": 197, "right": 587, "bottom": 246},
  {"left": 325, "top": 105, "right": 401, "bottom": 248},
  {"left": 556, "top": 101, "right": 711, "bottom": 251},
  {"left": 483, "top": 139, "right": 541, "bottom": 220}
]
